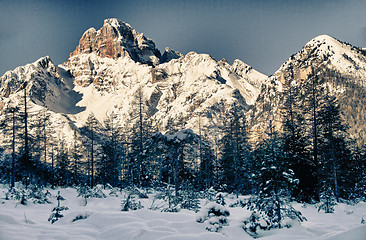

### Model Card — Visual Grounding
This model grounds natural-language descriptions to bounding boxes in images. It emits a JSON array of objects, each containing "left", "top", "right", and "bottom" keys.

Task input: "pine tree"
[
  {"left": 318, "top": 87, "right": 350, "bottom": 201},
  {"left": 199, "top": 135, "right": 214, "bottom": 190},
  {"left": 280, "top": 65, "right": 311, "bottom": 201},
  {"left": 127, "top": 87, "right": 154, "bottom": 186},
  {"left": 69, "top": 130, "right": 83, "bottom": 185},
  {"left": 245, "top": 121, "right": 304, "bottom": 234},
  {"left": 55, "top": 135, "right": 70, "bottom": 186},
  {"left": 299, "top": 68, "right": 327, "bottom": 201},
  {"left": 48, "top": 191, "right": 68, "bottom": 224},
  {"left": 84, "top": 113, "right": 100, "bottom": 188},
  {"left": 218, "top": 104, "right": 252, "bottom": 196},
  {"left": 254, "top": 121, "right": 296, "bottom": 205},
  {"left": 102, "top": 112, "right": 125, "bottom": 187},
  {"left": 17, "top": 82, "right": 35, "bottom": 187},
  {"left": 0, "top": 105, "right": 20, "bottom": 188}
]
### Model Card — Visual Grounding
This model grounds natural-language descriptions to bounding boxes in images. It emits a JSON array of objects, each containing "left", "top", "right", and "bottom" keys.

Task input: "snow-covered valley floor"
[{"left": 0, "top": 185, "right": 365, "bottom": 240}]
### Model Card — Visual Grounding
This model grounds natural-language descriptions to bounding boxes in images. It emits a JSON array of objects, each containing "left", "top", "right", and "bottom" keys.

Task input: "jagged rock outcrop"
[
  {"left": 230, "top": 59, "right": 267, "bottom": 89},
  {"left": 70, "top": 18, "right": 161, "bottom": 66},
  {"left": 160, "top": 47, "right": 183, "bottom": 63}
]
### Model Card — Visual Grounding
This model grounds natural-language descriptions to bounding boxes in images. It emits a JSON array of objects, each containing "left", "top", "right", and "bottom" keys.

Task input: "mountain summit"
[
  {"left": 70, "top": 18, "right": 161, "bottom": 66},
  {"left": 249, "top": 34, "right": 366, "bottom": 145}
]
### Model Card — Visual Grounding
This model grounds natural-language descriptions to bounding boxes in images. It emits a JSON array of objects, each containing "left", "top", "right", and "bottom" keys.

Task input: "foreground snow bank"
[{"left": 0, "top": 186, "right": 365, "bottom": 240}]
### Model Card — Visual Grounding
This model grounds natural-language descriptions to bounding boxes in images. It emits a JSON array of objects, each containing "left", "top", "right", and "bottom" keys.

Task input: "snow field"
[{"left": 0, "top": 186, "right": 365, "bottom": 240}]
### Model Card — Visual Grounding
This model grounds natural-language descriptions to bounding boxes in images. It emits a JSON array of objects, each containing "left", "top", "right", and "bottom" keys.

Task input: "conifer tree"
[
  {"left": 55, "top": 134, "right": 70, "bottom": 186},
  {"left": 281, "top": 65, "right": 311, "bottom": 201},
  {"left": 128, "top": 87, "right": 154, "bottom": 186},
  {"left": 84, "top": 112, "right": 100, "bottom": 188},
  {"left": 318, "top": 87, "right": 350, "bottom": 201},
  {"left": 69, "top": 130, "right": 83, "bottom": 185},
  {"left": 218, "top": 104, "right": 252, "bottom": 195},
  {"left": 17, "top": 82, "right": 35, "bottom": 186},
  {"left": 103, "top": 112, "right": 125, "bottom": 186},
  {"left": 246, "top": 120, "right": 302, "bottom": 233},
  {"left": 0, "top": 104, "right": 20, "bottom": 188},
  {"left": 299, "top": 68, "right": 327, "bottom": 201}
]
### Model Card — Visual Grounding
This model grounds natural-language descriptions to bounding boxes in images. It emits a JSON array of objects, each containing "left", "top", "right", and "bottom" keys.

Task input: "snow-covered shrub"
[
  {"left": 215, "top": 192, "right": 226, "bottom": 206},
  {"left": 4, "top": 187, "right": 22, "bottom": 201},
  {"left": 318, "top": 187, "right": 336, "bottom": 213},
  {"left": 242, "top": 196, "right": 306, "bottom": 237},
  {"left": 72, "top": 214, "right": 89, "bottom": 222},
  {"left": 229, "top": 199, "right": 246, "bottom": 208},
  {"left": 154, "top": 183, "right": 200, "bottom": 212},
  {"left": 180, "top": 194, "right": 200, "bottom": 212},
  {"left": 161, "top": 205, "right": 180, "bottom": 212},
  {"left": 20, "top": 190, "right": 28, "bottom": 205},
  {"left": 148, "top": 197, "right": 166, "bottom": 211},
  {"left": 77, "top": 185, "right": 106, "bottom": 205},
  {"left": 125, "top": 186, "right": 149, "bottom": 199},
  {"left": 154, "top": 184, "right": 181, "bottom": 212},
  {"left": 178, "top": 184, "right": 200, "bottom": 212},
  {"left": 4, "top": 185, "right": 51, "bottom": 204},
  {"left": 196, "top": 202, "right": 230, "bottom": 232},
  {"left": 48, "top": 191, "right": 68, "bottom": 224},
  {"left": 28, "top": 185, "right": 51, "bottom": 204},
  {"left": 121, "top": 194, "right": 143, "bottom": 211},
  {"left": 201, "top": 187, "right": 217, "bottom": 202},
  {"left": 92, "top": 185, "right": 107, "bottom": 198},
  {"left": 106, "top": 184, "right": 120, "bottom": 197}
]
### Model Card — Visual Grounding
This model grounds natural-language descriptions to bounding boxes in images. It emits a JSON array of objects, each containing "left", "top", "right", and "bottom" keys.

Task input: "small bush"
[
  {"left": 48, "top": 191, "right": 68, "bottom": 224},
  {"left": 196, "top": 202, "right": 230, "bottom": 232},
  {"left": 72, "top": 214, "right": 89, "bottom": 222},
  {"left": 4, "top": 186, "right": 51, "bottom": 205},
  {"left": 242, "top": 196, "right": 306, "bottom": 238},
  {"left": 121, "top": 194, "right": 143, "bottom": 211},
  {"left": 77, "top": 185, "right": 106, "bottom": 205}
]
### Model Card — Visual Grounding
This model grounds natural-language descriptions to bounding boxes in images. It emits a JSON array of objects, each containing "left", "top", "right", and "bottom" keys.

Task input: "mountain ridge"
[
  {"left": 0, "top": 18, "right": 268, "bottom": 152},
  {"left": 1, "top": 19, "right": 365, "bottom": 154},
  {"left": 249, "top": 34, "right": 366, "bottom": 146}
]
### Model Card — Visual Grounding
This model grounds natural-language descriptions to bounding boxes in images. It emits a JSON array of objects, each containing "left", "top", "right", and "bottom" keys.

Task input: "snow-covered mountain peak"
[
  {"left": 103, "top": 18, "right": 132, "bottom": 30},
  {"left": 0, "top": 56, "right": 58, "bottom": 98},
  {"left": 250, "top": 34, "right": 366, "bottom": 145},
  {"left": 230, "top": 59, "right": 267, "bottom": 89},
  {"left": 272, "top": 34, "right": 366, "bottom": 83},
  {"left": 34, "top": 56, "right": 58, "bottom": 73},
  {"left": 305, "top": 34, "right": 339, "bottom": 46},
  {"left": 160, "top": 47, "right": 183, "bottom": 63},
  {"left": 70, "top": 18, "right": 161, "bottom": 66}
]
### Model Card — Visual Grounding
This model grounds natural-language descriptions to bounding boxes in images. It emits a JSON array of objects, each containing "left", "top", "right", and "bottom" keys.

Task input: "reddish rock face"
[
  {"left": 70, "top": 18, "right": 160, "bottom": 66},
  {"left": 70, "top": 24, "right": 127, "bottom": 59}
]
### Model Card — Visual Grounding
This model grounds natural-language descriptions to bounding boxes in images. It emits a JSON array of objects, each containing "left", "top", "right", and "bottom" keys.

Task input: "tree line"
[{"left": 0, "top": 72, "right": 365, "bottom": 204}]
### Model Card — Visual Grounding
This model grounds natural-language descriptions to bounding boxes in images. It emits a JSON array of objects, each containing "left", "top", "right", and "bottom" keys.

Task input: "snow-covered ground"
[{"left": 0, "top": 185, "right": 365, "bottom": 240}]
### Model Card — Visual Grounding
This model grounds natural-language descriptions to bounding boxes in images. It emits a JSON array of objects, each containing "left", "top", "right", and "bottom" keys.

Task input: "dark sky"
[{"left": 1, "top": 0, "right": 366, "bottom": 76}]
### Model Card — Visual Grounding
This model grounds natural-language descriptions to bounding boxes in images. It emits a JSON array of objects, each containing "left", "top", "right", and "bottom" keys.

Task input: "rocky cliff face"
[
  {"left": 70, "top": 18, "right": 161, "bottom": 66},
  {"left": 160, "top": 47, "right": 183, "bottom": 63}
]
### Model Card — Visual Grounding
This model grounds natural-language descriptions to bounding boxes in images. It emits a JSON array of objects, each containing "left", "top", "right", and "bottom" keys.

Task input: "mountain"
[
  {"left": 249, "top": 34, "right": 366, "bottom": 146},
  {"left": 70, "top": 18, "right": 162, "bottom": 66},
  {"left": 0, "top": 56, "right": 86, "bottom": 154},
  {"left": 0, "top": 18, "right": 267, "bottom": 154},
  {"left": 61, "top": 18, "right": 267, "bottom": 137}
]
